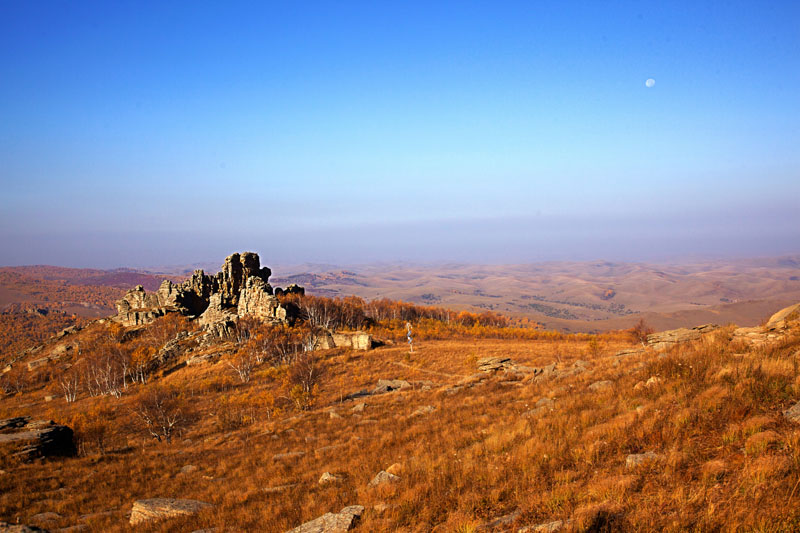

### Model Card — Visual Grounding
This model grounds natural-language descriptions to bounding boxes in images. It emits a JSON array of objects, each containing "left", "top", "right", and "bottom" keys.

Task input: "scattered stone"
[
  {"left": 129, "top": 498, "right": 212, "bottom": 525},
  {"left": 286, "top": 505, "right": 364, "bottom": 533},
  {"left": 351, "top": 403, "right": 366, "bottom": 413},
  {"left": 411, "top": 405, "right": 436, "bottom": 417},
  {"left": 477, "top": 356, "right": 514, "bottom": 372},
  {"left": 373, "top": 503, "right": 389, "bottom": 513},
  {"left": 319, "top": 472, "right": 344, "bottom": 485},
  {"left": 179, "top": 465, "right": 198, "bottom": 475},
  {"left": 315, "top": 444, "right": 344, "bottom": 454},
  {"left": 273, "top": 451, "right": 306, "bottom": 461},
  {"left": 588, "top": 380, "right": 613, "bottom": 391},
  {"left": 43, "top": 395, "right": 56, "bottom": 402},
  {"left": 369, "top": 470, "right": 400, "bottom": 486},
  {"left": 329, "top": 411, "right": 342, "bottom": 419},
  {"left": 477, "top": 508, "right": 521, "bottom": 530},
  {"left": 616, "top": 348, "right": 644, "bottom": 358},
  {"left": 532, "top": 363, "right": 558, "bottom": 381},
  {"left": 645, "top": 376, "right": 662, "bottom": 387},
  {"left": 0, "top": 523, "right": 49, "bottom": 532},
  {"left": 30, "top": 512, "right": 61, "bottom": 522},
  {"left": 625, "top": 451, "right": 662, "bottom": 469},
  {"left": 518, "top": 519, "right": 571, "bottom": 532},
  {"left": 784, "top": 400, "right": 800, "bottom": 424},
  {"left": 386, "top": 463, "right": 403, "bottom": 476},
  {"left": 263, "top": 483, "right": 300, "bottom": 494},
  {"left": 372, "top": 379, "right": 411, "bottom": 394}
]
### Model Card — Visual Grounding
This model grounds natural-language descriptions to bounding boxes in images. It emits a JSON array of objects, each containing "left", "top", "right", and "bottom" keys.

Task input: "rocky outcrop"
[
  {"left": 0, "top": 417, "right": 76, "bottom": 464},
  {"left": 237, "top": 277, "right": 287, "bottom": 323},
  {"left": 274, "top": 284, "right": 305, "bottom": 297},
  {"left": 646, "top": 324, "right": 718, "bottom": 351},
  {"left": 129, "top": 498, "right": 212, "bottom": 526},
  {"left": 113, "top": 252, "right": 300, "bottom": 334},
  {"left": 765, "top": 303, "right": 800, "bottom": 330},
  {"left": 313, "top": 331, "right": 375, "bottom": 351}
]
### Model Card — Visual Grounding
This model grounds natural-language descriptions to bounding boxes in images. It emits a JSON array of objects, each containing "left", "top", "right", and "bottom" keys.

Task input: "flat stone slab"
[
  {"left": 286, "top": 505, "right": 364, "bottom": 533},
  {"left": 129, "top": 498, "right": 212, "bottom": 525}
]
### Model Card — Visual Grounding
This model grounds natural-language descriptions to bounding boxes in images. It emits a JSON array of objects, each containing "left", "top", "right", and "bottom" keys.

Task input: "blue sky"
[{"left": 1, "top": 1, "right": 798, "bottom": 268}]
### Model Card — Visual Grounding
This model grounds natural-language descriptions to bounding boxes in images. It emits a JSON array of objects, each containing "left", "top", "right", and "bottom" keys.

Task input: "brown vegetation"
[{"left": 1, "top": 294, "right": 800, "bottom": 531}]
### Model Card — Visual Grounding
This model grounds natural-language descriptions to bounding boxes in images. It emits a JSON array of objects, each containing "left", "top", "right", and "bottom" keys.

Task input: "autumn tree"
[{"left": 133, "top": 386, "right": 185, "bottom": 444}]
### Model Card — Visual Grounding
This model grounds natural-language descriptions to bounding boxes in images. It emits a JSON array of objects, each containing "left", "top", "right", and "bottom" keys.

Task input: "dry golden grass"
[{"left": 2, "top": 323, "right": 800, "bottom": 531}]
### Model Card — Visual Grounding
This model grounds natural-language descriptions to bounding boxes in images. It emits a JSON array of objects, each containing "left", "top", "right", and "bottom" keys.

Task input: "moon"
[{"left": 645, "top": 78, "right": 656, "bottom": 88}]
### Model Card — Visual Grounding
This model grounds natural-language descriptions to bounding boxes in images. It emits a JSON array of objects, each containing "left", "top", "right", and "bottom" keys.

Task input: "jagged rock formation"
[
  {"left": 0, "top": 417, "right": 76, "bottom": 464},
  {"left": 113, "top": 252, "right": 300, "bottom": 335}
]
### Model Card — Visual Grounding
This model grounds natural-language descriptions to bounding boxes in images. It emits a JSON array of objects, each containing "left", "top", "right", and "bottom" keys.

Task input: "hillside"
[
  {"left": 271, "top": 258, "right": 800, "bottom": 332},
  {"left": 1, "top": 254, "right": 800, "bottom": 531},
  {"left": 3, "top": 256, "right": 799, "bottom": 332}
]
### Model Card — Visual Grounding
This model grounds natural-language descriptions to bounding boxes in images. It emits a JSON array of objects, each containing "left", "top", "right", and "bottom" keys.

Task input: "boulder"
[
  {"left": 0, "top": 418, "right": 75, "bottom": 464},
  {"left": 286, "top": 505, "right": 364, "bottom": 533},
  {"left": 477, "top": 356, "right": 514, "bottom": 372},
  {"left": 331, "top": 332, "right": 373, "bottom": 351},
  {"left": 129, "top": 498, "right": 212, "bottom": 525},
  {"left": 372, "top": 379, "right": 411, "bottom": 394},
  {"left": 765, "top": 303, "right": 800, "bottom": 330},
  {"left": 369, "top": 470, "right": 399, "bottom": 486}
]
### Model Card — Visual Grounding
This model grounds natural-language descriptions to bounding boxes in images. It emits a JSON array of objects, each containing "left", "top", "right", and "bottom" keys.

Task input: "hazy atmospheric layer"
[{"left": 1, "top": 2, "right": 798, "bottom": 268}]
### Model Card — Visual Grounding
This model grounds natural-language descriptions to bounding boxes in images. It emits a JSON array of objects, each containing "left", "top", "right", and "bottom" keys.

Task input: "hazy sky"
[{"left": 1, "top": 1, "right": 798, "bottom": 268}]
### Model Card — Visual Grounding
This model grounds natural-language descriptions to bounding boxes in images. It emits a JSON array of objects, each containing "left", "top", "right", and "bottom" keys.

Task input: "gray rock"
[
  {"left": 588, "top": 380, "right": 613, "bottom": 391},
  {"left": 369, "top": 470, "right": 400, "bottom": 486},
  {"left": 263, "top": 483, "right": 300, "bottom": 494},
  {"left": 411, "top": 405, "right": 436, "bottom": 417},
  {"left": 0, "top": 419, "right": 76, "bottom": 462},
  {"left": 784, "top": 400, "right": 800, "bottom": 424},
  {"left": 30, "top": 513, "right": 60, "bottom": 523},
  {"left": 129, "top": 498, "right": 212, "bottom": 525},
  {"left": 372, "top": 379, "right": 411, "bottom": 394},
  {"left": 518, "top": 519, "right": 570, "bottom": 532},
  {"left": 273, "top": 451, "right": 306, "bottom": 461},
  {"left": 286, "top": 505, "right": 364, "bottom": 533},
  {"left": 318, "top": 472, "right": 344, "bottom": 484},
  {"left": 477, "top": 508, "right": 520, "bottom": 530},
  {"left": 625, "top": 451, "right": 662, "bottom": 469},
  {"left": 477, "top": 356, "right": 514, "bottom": 372},
  {"left": 646, "top": 324, "right": 718, "bottom": 351},
  {"left": 766, "top": 303, "right": 800, "bottom": 330}
]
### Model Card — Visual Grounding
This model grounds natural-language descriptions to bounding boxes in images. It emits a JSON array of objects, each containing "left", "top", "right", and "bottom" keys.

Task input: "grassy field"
[{"left": 2, "top": 310, "right": 800, "bottom": 532}]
